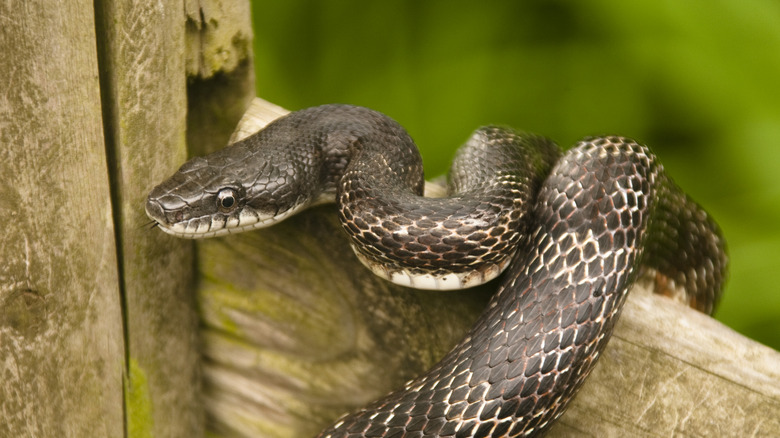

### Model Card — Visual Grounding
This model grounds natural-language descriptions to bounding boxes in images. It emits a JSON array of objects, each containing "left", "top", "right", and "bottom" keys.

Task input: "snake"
[{"left": 146, "top": 104, "right": 728, "bottom": 437}]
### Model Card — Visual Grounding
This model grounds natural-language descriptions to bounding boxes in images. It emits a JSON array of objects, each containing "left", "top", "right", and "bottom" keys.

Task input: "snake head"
[{"left": 145, "top": 140, "right": 316, "bottom": 239}]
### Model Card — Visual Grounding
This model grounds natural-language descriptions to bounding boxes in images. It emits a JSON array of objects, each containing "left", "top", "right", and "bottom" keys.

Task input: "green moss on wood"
[{"left": 125, "top": 359, "right": 153, "bottom": 438}]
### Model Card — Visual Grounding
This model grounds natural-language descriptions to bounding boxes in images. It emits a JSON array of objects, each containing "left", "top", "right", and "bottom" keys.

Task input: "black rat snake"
[{"left": 146, "top": 104, "right": 727, "bottom": 437}]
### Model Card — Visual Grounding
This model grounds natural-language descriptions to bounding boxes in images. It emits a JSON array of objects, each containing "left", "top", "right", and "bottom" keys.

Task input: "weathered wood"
[
  {"left": 94, "top": 1, "right": 202, "bottom": 435},
  {"left": 198, "top": 98, "right": 780, "bottom": 437},
  {"left": 185, "top": 0, "right": 255, "bottom": 79},
  {"left": 0, "top": 2, "right": 125, "bottom": 436},
  {"left": 551, "top": 281, "right": 780, "bottom": 437},
  {"left": 1, "top": 1, "right": 255, "bottom": 435},
  {"left": 185, "top": 0, "right": 256, "bottom": 158},
  {"left": 94, "top": 0, "right": 256, "bottom": 436},
  {"left": 198, "top": 207, "right": 495, "bottom": 437}
]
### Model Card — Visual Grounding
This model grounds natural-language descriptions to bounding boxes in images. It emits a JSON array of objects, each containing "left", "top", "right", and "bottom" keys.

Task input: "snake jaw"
[{"left": 145, "top": 195, "right": 310, "bottom": 239}]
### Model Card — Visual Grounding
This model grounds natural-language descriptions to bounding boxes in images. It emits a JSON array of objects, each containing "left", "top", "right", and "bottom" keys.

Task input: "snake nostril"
[{"left": 145, "top": 198, "right": 166, "bottom": 223}]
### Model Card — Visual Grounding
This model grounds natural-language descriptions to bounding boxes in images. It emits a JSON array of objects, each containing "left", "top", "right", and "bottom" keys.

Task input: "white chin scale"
[
  {"left": 351, "top": 247, "right": 511, "bottom": 291},
  {"left": 156, "top": 203, "right": 307, "bottom": 239}
]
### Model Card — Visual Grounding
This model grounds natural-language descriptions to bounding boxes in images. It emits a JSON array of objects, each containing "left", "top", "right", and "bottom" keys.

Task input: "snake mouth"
[
  {"left": 145, "top": 198, "right": 309, "bottom": 239},
  {"left": 144, "top": 197, "right": 226, "bottom": 239}
]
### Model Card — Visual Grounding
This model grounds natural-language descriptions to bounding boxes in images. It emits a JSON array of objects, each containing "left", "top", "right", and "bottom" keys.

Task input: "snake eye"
[{"left": 216, "top": 188, "right": 239, "bottom": 213}]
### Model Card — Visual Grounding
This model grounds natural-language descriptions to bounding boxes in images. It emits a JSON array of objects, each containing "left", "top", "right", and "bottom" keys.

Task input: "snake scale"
[{"left": 146, "top": 104, "right": 728, "bottom": 437}]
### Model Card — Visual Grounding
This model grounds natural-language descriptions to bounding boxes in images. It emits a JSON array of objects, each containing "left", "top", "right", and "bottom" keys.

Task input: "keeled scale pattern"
[
  {"left": 640, "top": 178, "right": 728, "bottom": 313},
  {"left": 318, "top": 137, "right": 727, "bottom": 437},
  {"left": 338, "top": 126, "right": 559, "bottom": 285}
]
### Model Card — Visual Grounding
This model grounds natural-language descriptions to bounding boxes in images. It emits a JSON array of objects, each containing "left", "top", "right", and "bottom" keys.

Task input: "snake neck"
[
  {"left": 144, "top": 104, "right": 423, "bottom": 238},
  {"left": 280, "top": 104, "right": 426, "bottom": 200}
]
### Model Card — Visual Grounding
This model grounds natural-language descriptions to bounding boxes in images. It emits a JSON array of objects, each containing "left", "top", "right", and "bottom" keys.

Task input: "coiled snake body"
[{"left": 146, "top": 104, "right": 727, "bottom": 437}]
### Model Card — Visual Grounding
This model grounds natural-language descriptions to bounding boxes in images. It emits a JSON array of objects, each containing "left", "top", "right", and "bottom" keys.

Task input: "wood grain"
[
  {"left": 95, "top": 0, "right": 203, "bottom": 435},
  {"left": 0, "top": 2, "right": 124, "bottom": 436},
  {"left": 0, "top": 2, "right": 256, "bottom": 436}
]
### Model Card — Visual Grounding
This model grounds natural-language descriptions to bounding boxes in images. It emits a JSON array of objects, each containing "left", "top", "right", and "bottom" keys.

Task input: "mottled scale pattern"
[{"left": 145, "top": 105, "right": 728, "bottom": 437}]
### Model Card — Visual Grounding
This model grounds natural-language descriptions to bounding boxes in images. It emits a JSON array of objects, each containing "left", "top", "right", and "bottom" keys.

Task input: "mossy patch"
[{"left": 125, "top": 358, "right": 153, "bottom": 438}]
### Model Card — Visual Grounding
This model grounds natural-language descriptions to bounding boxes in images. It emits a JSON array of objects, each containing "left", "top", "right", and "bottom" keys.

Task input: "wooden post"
[
  {"left": 0, "top": 2, "right": 124, "bottom": 436},
  {"left": 1, "top": 1, "right": 254, "bottom": 437},
  {"left": 198, "top": 98, "right": 780, "bottom": 438},
  {"left": 95, "top": 0, "right": 254, "bottom": 436},
  {"left": 94, "top": 0, "right": 200, "bottom": 435}
]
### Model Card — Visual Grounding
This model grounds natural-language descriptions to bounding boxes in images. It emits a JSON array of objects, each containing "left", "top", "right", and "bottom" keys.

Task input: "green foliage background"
[{"left": 250, "top": 1, "right": 780, "bottom": 350}]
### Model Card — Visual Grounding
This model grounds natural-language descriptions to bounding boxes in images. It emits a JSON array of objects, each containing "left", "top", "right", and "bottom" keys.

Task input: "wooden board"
[{"left": 0, "top": 2, "right": 125, "bottom": 436}]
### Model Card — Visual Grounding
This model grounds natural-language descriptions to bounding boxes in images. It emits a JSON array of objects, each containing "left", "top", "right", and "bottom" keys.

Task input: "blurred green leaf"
[{"left": 251, "top": 0, "right": 780, "bottom": 350}]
